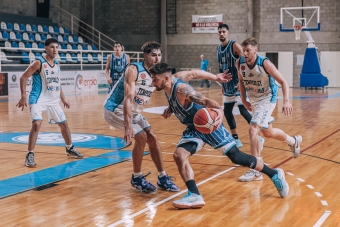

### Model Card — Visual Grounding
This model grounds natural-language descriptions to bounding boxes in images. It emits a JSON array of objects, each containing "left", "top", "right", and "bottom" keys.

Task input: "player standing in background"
[
  {"left": 16, "top": 38, "right": 83, "bottom": 168},
  {"left": 237, "top": 37, "right": 302, "bottom": 181},
  {"left": 217, "top": 23, "right": 256, "bottom": 149},
  {"left": 105, "top": 41, "right": 130, "bottom": 92}
]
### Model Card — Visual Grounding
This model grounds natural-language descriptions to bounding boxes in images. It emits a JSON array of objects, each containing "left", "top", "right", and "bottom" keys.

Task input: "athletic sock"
[
  {"left": 66, "top": 144, "right": 73, "bottom": 149},
  {"left": 285, "top": 135, "right": 295, "bottom": 146},
  {"left": 186, "top": 180, "right": 200, "bottom": 195},
  {"left": 158, "top": 171, "right": 166, "bottom": 177},
  {"left": 133, "top": 172, "right": 143, "bottom": 178},
  {"left": 260, "top": 165, "right": 277, "bottom": 178},
  {"left": 28, "top": 150, "right": 34, "bottom": 153},
  {"left": 232, "top": 134, "right": 239, "bottom": 140}
]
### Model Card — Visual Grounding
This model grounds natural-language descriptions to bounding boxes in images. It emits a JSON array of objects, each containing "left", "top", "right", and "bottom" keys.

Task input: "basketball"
[{"left": 193, "top": 108, "right": 219, "bottom": 134}]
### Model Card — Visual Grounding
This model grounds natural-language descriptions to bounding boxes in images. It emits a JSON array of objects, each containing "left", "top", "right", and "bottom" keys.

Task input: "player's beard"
[
  {"left": 219, "top": 37, "right": 226, "bottom": 42},
  {"left": 155, "top": 81, "right": 166, "bottom": 91}
]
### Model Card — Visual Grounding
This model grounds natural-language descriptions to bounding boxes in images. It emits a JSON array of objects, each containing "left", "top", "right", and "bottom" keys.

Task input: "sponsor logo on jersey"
[
  {"left": 140, "top": 73, "right": 146, "bottom": 79},
  {"left": 243, "top": 80, "right": 262, "bottom": 86},
  {"left": 136, "top": 88, "right": 152, "bottom": 97},
  {"left": 249, "top": 73, "right": 254, "bottom": 77},
  {"left": 241, "top": 65, "right": 246, "bottom": 70},
  {"left": 134, "top": 96, "right": 146, "bottom": 106},
  {"left": 43, "top": 64, "right": 47, "bottom": 69}
]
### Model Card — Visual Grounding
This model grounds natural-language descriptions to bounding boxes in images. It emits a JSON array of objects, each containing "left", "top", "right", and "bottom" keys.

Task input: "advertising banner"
[
  {"left": 7, "top": 72, "right": 32, "bottom": 97},
  {"left": 74, "top": 71, "right": 98, "bottom": 92},
  {"left": 192, "top": 14, "right": 223, "bottom": 33}
]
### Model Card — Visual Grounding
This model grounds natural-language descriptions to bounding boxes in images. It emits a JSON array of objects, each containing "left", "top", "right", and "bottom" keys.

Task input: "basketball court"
[{"left": 0, "top": 4, "right": 340, "bottom": 227}]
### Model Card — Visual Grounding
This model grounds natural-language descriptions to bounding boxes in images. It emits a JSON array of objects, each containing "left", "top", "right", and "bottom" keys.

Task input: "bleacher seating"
[
  {"left": 1, "top": 52, "right": 13, "bottom": 63},
  {"left": 0, "top": 13, "right": 102, "bottom": 66}
]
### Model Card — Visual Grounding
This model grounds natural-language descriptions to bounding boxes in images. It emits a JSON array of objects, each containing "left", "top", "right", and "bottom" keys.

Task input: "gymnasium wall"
[{"left": 1, "top": 0, "right": 339, "bottom": 87}]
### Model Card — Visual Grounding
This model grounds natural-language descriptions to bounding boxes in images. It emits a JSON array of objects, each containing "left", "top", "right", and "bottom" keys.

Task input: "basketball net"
[{"left": 293, "top": 25, "right": 303, "bottom": 40}]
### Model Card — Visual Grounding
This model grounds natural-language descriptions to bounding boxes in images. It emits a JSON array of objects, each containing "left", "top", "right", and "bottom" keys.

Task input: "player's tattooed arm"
[{"left": 178, "top": 84, "right": 206, "bottom": 106}]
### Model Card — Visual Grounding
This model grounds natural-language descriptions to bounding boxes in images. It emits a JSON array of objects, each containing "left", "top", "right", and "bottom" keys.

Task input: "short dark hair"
[
  {"left": 218, "top": 23, "right": 229, "bottom": 30},
  {"left": 114, "top": 41, "right": 122, "bottom": 46},
  {"left": 44, "top": 38, "right": 58, "bottom": 46},
  {"left": 150, "top": 63, "right": 172, "bottom": 75},
  {"left": 241, "top": 37, "right": 258, "bottom": 47},
  {"left": 141, "top": 41, "right": 162, "bottom": 54}
]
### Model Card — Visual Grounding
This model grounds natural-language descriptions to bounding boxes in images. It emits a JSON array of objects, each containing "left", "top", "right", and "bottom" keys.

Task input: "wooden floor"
[{"left": 1, "top": 84, "right": 340, "bottom": 227}]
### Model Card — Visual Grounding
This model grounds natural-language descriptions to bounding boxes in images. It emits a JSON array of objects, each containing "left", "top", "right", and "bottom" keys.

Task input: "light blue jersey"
[
  {"left": 110, "top": 52, "right": 128, "bottom": 80},
  {"left": 104, "top": 62, "right": 155, "bottom": 114},
  {"left": 166, "top": 78, "right": 235, "bottom": 150},
  {"left": 217, "top": 40, "right": 239, "bottom": 96},
  {"left": 29, "top": 57, "right": 60, "bottom": 105},
  {"left": 239, "top": 55, "right": 278, "bottom": 105}
]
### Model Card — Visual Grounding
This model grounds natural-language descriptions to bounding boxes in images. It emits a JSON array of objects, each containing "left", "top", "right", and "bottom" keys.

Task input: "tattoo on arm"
[{"left": 178, "top": 86, "right": 205, "bottom": 105}]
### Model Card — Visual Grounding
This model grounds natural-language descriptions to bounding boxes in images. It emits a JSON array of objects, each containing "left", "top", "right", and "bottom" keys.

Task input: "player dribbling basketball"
[{"left": 150, "top": 63, "right": 290, "bottom": 209}]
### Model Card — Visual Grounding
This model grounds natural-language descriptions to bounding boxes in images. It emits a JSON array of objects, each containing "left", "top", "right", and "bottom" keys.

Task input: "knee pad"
[
  {"left": 224, "top": 145, "right": 257, "bottom": 169},
  {"left": 177, "top": 142, "right": 198, "bottom": 155}
]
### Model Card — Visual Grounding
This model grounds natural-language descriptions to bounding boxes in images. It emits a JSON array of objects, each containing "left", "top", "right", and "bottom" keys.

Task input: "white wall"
[
  {"left": 320, "top": 51, "right": 340, "bottom": 87},
  {"left": 258, "top": 51, "right": 293, "bottom": 87}
]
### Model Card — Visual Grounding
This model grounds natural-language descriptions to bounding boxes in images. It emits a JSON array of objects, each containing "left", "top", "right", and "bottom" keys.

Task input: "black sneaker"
[
  {"left": 25, "top": 152, "right": 37, "bottom": 167},
  {"left": 130, "top": 172, "right": 157, "bottom": 193},
  {"left": 65, "top": 146, "right": 83, "bottom": 159}
]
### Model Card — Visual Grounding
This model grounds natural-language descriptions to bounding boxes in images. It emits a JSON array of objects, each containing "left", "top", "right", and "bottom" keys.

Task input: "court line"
[
  {"left": 274, "top": 128, "right": 340, "bottom": 168},
  {"left": 107, "top": 167, "right": 236, "bottom": 227},
  {"left": 313, "top": 211, "right": 331, "bottom": 227}
]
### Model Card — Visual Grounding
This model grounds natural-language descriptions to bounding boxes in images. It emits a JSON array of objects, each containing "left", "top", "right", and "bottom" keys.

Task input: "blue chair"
[
  {"left": 82, "top": 53, "right": 88, "bottom": 62},
  {"left": 54, "top": 26, "right": 59, "bottom": 34},
  {"left": 92, "top": 45, "right": 98, "bottom": 51},
  {"left": 82, "top": 44, "right": 88, "bottom": 51},
  {"left": 25, "top": 42, "right": 32, "bottom": 48},
  {"left": 72, "top": 44, "right": 77, "bottom": 50},
  {"left": 71, "top": 53, "right": 78, "bottom": 63},
  {"left": 73, "top": 36, "right": 78, "bottom": 43},
  {"left": 103, "top": 54, "right": 107, "bottom": 62},
  {"left": 16, "top": 32, "right": 22, "bottom": 41},
  {"left": 60, "top": 53, "right": 66, "bottom": 62},
  {"left": 28, "top": 33, "right": 35, "bottom": 41},
  {"left": 41, "top": 34, "right": 46, "bottom": 41},
  {"left": 61, "top": 43, "right": 67, "bottom": 50},
  {"left": 20, "top": 24, "right": 26, "bottom": 32},
  {"left": 21, "top": 52, "right": 30, "bottom": 63},
  {"left": 92, "top": 53, "right": 98, "bottom": 61},
  {"left": 35, "top": 52, "right": 42, "bottom": 59},
  {"left": 64, "top": 27, "right": 70, "bottom": 35},
  {"left": 2, "top": 31, "right": 9, "bottom": 40},
  {"left": 43, "top": 25, "right": 48, "bottom": 33},
  {"left": 11, "top": 41, "right": 19, "bottom": 48},
  {"left": 52, "top": 35, "right": 57, "bottom": 40},
  {"left": 7, "top": 23, "right": 13, "bottom": 31},
  {"left": 31, "top": 25, "right": 37, "bottom": 33},
  {"left": 63, "top": 35, "right": 68, "bottom": 43},
  {"left": 38, "top": 42, "right": 44, "bottom": 50}
]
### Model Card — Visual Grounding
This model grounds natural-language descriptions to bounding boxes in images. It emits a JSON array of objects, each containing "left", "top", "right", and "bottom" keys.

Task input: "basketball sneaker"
[
  {"left": 157, "top": 175, "right": 180, "bottom": 192},
  {"left": 131, "top": 173, "right": 157, "bottom": 193},
  {"left": 289, "top": 135, "right": 302, "bottom": 158},
  {"left": 172, "top": 191, "right": 205, "bottom": 209},
  {"left": 65, "top": 146, "right": 83, "bottom": 159},
  {"left": 235, "top": 139, "right": 243, "bottom": 148},
  {"left": 259, "top": 135, "right": 265, "bottom": 151},
  {"left": 238, "top": 169, "right": 263, "bottom": 182},
  {"left": 271, "top": 168, "right": 289, "bottom": 198},
  {"left": 25, "top": 152, "right": 36, "bottom": 167}
]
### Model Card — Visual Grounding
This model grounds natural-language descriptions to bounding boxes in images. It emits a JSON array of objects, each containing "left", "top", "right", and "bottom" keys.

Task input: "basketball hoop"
[{"left": 293, "top": 25, "right": 303, "bottom": 40}]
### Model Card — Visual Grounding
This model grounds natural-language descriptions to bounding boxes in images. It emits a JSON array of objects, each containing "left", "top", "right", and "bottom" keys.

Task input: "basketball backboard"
[{"left": 280, "top": 6, "right": 320, "bottom": 32}]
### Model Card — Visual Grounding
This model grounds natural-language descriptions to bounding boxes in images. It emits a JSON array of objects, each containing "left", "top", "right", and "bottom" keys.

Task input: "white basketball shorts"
[{"left": 29, "top": 104, "right": 66, "bottom": 124}]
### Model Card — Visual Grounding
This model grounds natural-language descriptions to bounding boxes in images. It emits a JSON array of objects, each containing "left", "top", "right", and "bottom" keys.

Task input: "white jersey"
[
  {"left": 28, "top": 57, "right": 61, "bottom": 105},
  {"left": 239, "top": 55, "right": 278, "bottom": 105},
  {"left": 104, "top": 62, "right": 155, "bottom": 114}
]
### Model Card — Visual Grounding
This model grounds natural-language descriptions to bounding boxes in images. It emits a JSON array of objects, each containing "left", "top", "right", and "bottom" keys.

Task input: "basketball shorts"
[
  {"left": 103, "top": 107, "right": 150, "bottom": 136},
  {"left": 29, "top": 104, "right": 66, "bottom": 124},
  {"left": 250, "top": 100, "right": 276, "bottom": 129},
  {"left": 223, "top": 93, "right": 249, "bottom": 105},
  {"left": 177, "top": 124, "right": 236, "bottom": 155}
]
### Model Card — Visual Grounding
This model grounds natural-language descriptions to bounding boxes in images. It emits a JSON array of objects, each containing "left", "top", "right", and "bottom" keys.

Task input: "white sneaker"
[
  {"left": 289, "top": 135, "right": 302, "bottom": 158},
  {"left": 172, "top": 191, "right": 205, "bottom": 209},
  {"left": 238, "top": 169, "right": 263, "bottom": 182}
]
